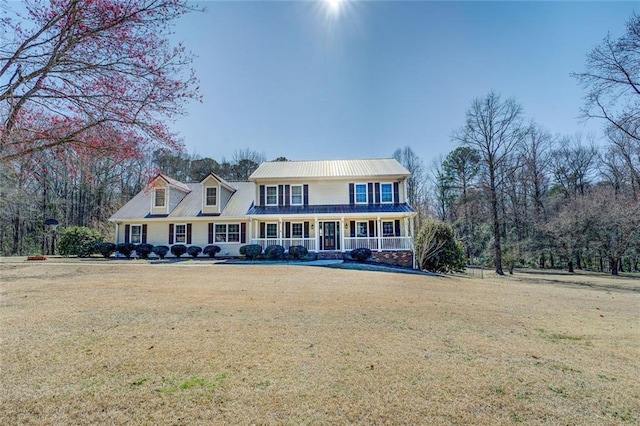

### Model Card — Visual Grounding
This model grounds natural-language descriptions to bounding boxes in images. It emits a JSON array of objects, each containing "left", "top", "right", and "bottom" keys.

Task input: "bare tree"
[
  {"left": 574, "top": 13, "right": 640, "bottom": 142},
  {"left": 551, "top": 135, "right": 599, "bottom": 198},
  {"left": 427, "top": 156, "right": 455, "bottom": 223},
  {"left": 605, "top": 126, "right": 640, "bottom": 198},
  {"left": 453, "top": 92, "right": 525, "bottom": 275},
  {"left": 393, "top": 146, "right": 427, "bottom": 226}
]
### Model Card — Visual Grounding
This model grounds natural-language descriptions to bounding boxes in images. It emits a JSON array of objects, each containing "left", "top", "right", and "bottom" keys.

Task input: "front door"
[{"left": 323, "top": 221, "right": 336, "bottom": 250}]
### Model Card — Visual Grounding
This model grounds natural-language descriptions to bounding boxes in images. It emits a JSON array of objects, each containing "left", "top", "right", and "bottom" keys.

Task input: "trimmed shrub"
[
  {"left": 203, "top": 245, "right": 221, "bottom": 258},
  {"left": 239, "top": 244, "right": 262, "bottom": 260},
  {"left": 264, "top": 245, "right": 285, "bottom": 260},
  {"left": 187, "top": 245, "right": 202, "bottom": 258},
  {"left": 152, "top": 245, "right": 170, "bottom": 259},
  {"left": 116, "top": 242, "right": 136, "bottom": 258},
  {"left": 288, "top": 245, "right": 308, "bottom": 260},
  {"left": 58, "top": 226, "right": 103, "bottom": 257},
  {"left": 171, "top": 244, "right": 188, "bottom": 258},
  {"left": 135, "top": 243, "right": 154, "bottom": 259},
  {"left": 351, "top": 247, "right": 372, "bottom": 262},
  {"left": 95, "top": 242, "right": 116, "bottom": 258}
]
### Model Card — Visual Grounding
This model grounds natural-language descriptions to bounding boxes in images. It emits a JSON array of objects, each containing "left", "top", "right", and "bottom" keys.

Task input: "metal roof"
[
  {"left": 249, "top": 158, "right": 411, "bottom": 180},
  {"left": 158, "top": 174, "right": 191, "bottom": 192},
  {"left": 109, "top": 181, "right": 255, "bottom": 221},
  {"left": 247, "top": 203, "right": 415, "bottom": 216}
]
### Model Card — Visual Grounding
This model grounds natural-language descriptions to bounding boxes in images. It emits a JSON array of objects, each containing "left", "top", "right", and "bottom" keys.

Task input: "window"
[
  {"left": 355, "top": 183, "right": 367, "bottom": 204},
  {"left": 214, "top": 224, "right": 241, "bottom": 243},
  {"left": 130, "top": 225, "right": 142, "bottom": 244},
  {"left": 356, "top": 221, "right": 369, "bottom": 238},
  {"left": 205, "top": 187, "right": 217, "bottom": 206},
  {"left": 228, "top": 224, "right": 240, "bottom": 242},
  {"left": 174, "top": 224, "right": 186, "bottom": 243},
  {"left": 154, "top": 188, "right": 166, "bottom": 207},
  {"left": 382, "top": 221, "right": 395, "bottom": 237},
  {"left": 381, "top": 183, "right": 393, "bottom": 203},
  {"left": 291, "top": 223, "right": 303, "bottom": 238},
  {"left": 215, "top": 224, "right": 227, "bottom": 242},
  {"left": 266, "top": 223, "right": 278, "bottom": 238},
  {"left": 266, "top": 186, "right": 278, "bottom": 206},
  {"left": 291, "top": 185, "right": 303, "bottom": 205}
]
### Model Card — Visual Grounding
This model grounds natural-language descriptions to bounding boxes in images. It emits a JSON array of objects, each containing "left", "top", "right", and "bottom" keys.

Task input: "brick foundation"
[
  {"left": 317, "top": 251, "right": 414, "bottom": 268},
  {"left": 370, "top": 251, "right": 414, "bottom": 268},
  {"left": 316, "top": 252, "right": 345, "bottom": 260}
]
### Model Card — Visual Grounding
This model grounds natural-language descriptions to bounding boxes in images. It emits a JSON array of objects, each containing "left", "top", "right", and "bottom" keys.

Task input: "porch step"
[{"left": 315, "top": 252, "right": 345, "bottom": 260}]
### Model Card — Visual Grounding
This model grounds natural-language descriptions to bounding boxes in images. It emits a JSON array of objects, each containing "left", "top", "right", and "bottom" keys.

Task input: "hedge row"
[{"left": 93, "top": 242, "right": 222, "bottom": 259}]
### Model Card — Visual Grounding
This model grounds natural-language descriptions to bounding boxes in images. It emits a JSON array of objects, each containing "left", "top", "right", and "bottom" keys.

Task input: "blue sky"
[{"left": 171, "top": 1, "right": 638, "bottom": 167}]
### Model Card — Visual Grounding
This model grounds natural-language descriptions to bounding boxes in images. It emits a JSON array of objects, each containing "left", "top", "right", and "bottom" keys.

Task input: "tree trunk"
[
  {"left": 489, "top": 165, "right": 504, "bottom": 275},
  {"left": 568, "top": 260, "right": 574, "bottom": 273},
  {"left": 539, "top": 253, "right": 546, "bottom": 269},
  {"left": 610, "top": 258, "right": 619, "bottom": 276},
  {"left": 576, "top": 254, "right": 582, "bottom": 270}
]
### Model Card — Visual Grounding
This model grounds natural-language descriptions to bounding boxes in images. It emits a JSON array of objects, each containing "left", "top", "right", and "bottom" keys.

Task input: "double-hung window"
[
  {"left": 382, "top": 221, "right": 395, "bottom": 237},
  {"left": 291, "top": 185, "right": 303, "bottom": 205},
  {"left": 266, "top": 223, "right": 278, "bottom": 238},
  {"left": 215, "top": 224, "right": 227, "bottom": 242},
  {"left": 356, "top": 221, "right": 369, "bottom": 238},
  {"left": 291, "top": 223, "right": 303, "bottom": 239},
  {"left": 205, "top": 187, "right": 217, "bottom": 207},
  {"left": 266, "top": 186, "right": 278, "bottom": 206},
  {"left": 174, "top": 224, "right": 186, "bottom": 243},
  {"left": 380, "top": 183, "right": 393, "bottom": 203},
  {"left": 228, "top": 224, "right": 240, "bottom": 242},
  {"left": 355, "top": 184, "right": 367, "bottom": 204},
  {"left": 154, "top": 188, "right": 166, "bottom": 207},
  {"left": 130, "top": 225, "right": 142, "bottom": 244}
]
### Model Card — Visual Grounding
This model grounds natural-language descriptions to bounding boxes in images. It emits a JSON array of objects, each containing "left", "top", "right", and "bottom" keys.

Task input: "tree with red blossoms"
[{"left": 0, "top": 0, "right": 200, "bottom": 162}]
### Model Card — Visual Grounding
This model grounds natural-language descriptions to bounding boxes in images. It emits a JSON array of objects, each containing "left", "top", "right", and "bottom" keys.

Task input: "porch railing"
[
  {"left": 344, "top": 237, "right": 413, "bottom": 251},
  {"left": 251, "top": 238, "right": 317, "bottom": 252},
  {"left": 251, "top": 237, "right": 412, "bottom": 252}
]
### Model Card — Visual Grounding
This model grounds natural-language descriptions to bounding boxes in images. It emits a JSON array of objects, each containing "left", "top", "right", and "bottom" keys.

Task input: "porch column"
[
  {"left": 278, "top": 218, "right": 283, "bottom": 245},
  {"left": 404, "top": 217, "right": 410, "bottom": 251},
  {"left": 248, "top": 219, "right": 253, "bottom": 243},
  {"left": 340, "top": 217, "right": 345, "bottom": 252},
  {"left": 114, "top": 222, "right": 120, "bottom": 244},
  {"left": 314, "top": 217, "right": 319, "bottom": 253},
  {"left": 376, "top": 217, "right": 382, "bottom": 252}
]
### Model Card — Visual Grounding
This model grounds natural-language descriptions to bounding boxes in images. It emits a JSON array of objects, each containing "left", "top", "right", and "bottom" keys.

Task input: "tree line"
[
  {"left": 0, "top": 147, "right": 269, "bottom": 256},
  {"left": 1, "top": 2, "right": 639, "bottom": 274}
]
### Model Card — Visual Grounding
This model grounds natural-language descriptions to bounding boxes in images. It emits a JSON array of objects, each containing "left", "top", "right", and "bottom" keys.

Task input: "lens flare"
[{"left": 325, "top": 0, "right": 343, "bottom": 16}]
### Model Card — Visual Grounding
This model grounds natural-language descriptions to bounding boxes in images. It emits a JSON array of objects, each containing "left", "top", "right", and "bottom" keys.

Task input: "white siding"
[{"left": 309, "top": 181, "right": 349, "bottom": 205}]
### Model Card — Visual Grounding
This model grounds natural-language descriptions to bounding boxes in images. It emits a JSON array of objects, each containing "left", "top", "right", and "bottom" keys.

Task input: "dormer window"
[
  {"left": 154, "top": 188, "right": 166, "bottom": 208},
  {"left": 205, "top": 187, "right": 217, "bottom": 207},
  {"left": 380, "top": 183, "right": 393, "bottom": 203},
  {"left": 266, "top": 186, "right": 278, "bottom": 206},
  {"left": 355, "top": 183, "right": 367, "bottom": 204}
]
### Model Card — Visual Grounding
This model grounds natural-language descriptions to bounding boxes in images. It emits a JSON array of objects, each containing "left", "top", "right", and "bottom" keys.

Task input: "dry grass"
[{"left": 1, "top": 261, "right": 639, "bottom": 425}]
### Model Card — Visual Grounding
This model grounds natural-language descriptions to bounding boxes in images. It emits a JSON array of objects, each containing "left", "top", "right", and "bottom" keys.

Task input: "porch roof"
[{"left": 247, "top": 203, "right": 415, "bottom": 216}]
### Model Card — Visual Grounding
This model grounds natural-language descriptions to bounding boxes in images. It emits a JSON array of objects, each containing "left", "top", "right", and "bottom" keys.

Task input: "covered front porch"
[{"left": 248, "top": 216, "right": 414, "bottom": 253}]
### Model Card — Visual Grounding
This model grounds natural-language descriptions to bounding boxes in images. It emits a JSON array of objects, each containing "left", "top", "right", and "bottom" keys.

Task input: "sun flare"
[{"left": 325, "top": 0, "right": 344, "bottom": 16}]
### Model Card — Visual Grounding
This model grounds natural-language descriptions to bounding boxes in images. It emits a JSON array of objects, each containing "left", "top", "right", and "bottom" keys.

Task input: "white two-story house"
[{"left": 109, "top": 158, "right": 416, "bottom": 266}]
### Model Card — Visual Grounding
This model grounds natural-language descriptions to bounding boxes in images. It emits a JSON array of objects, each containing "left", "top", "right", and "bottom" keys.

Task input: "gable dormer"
[
  {"left": 200, "top": 173, "right": 236, "bottom": 215},
  {"left": 149, "top": 174, "right": 190, "bottom": 216}
]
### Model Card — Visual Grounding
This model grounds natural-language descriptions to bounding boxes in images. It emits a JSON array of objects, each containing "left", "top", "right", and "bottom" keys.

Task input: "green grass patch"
[
  {"left": 536, "top": 328, "right": 584, "bottom": 343},
  {"left": 158, "top": 373, "right": 227, "bottom": 394}
]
